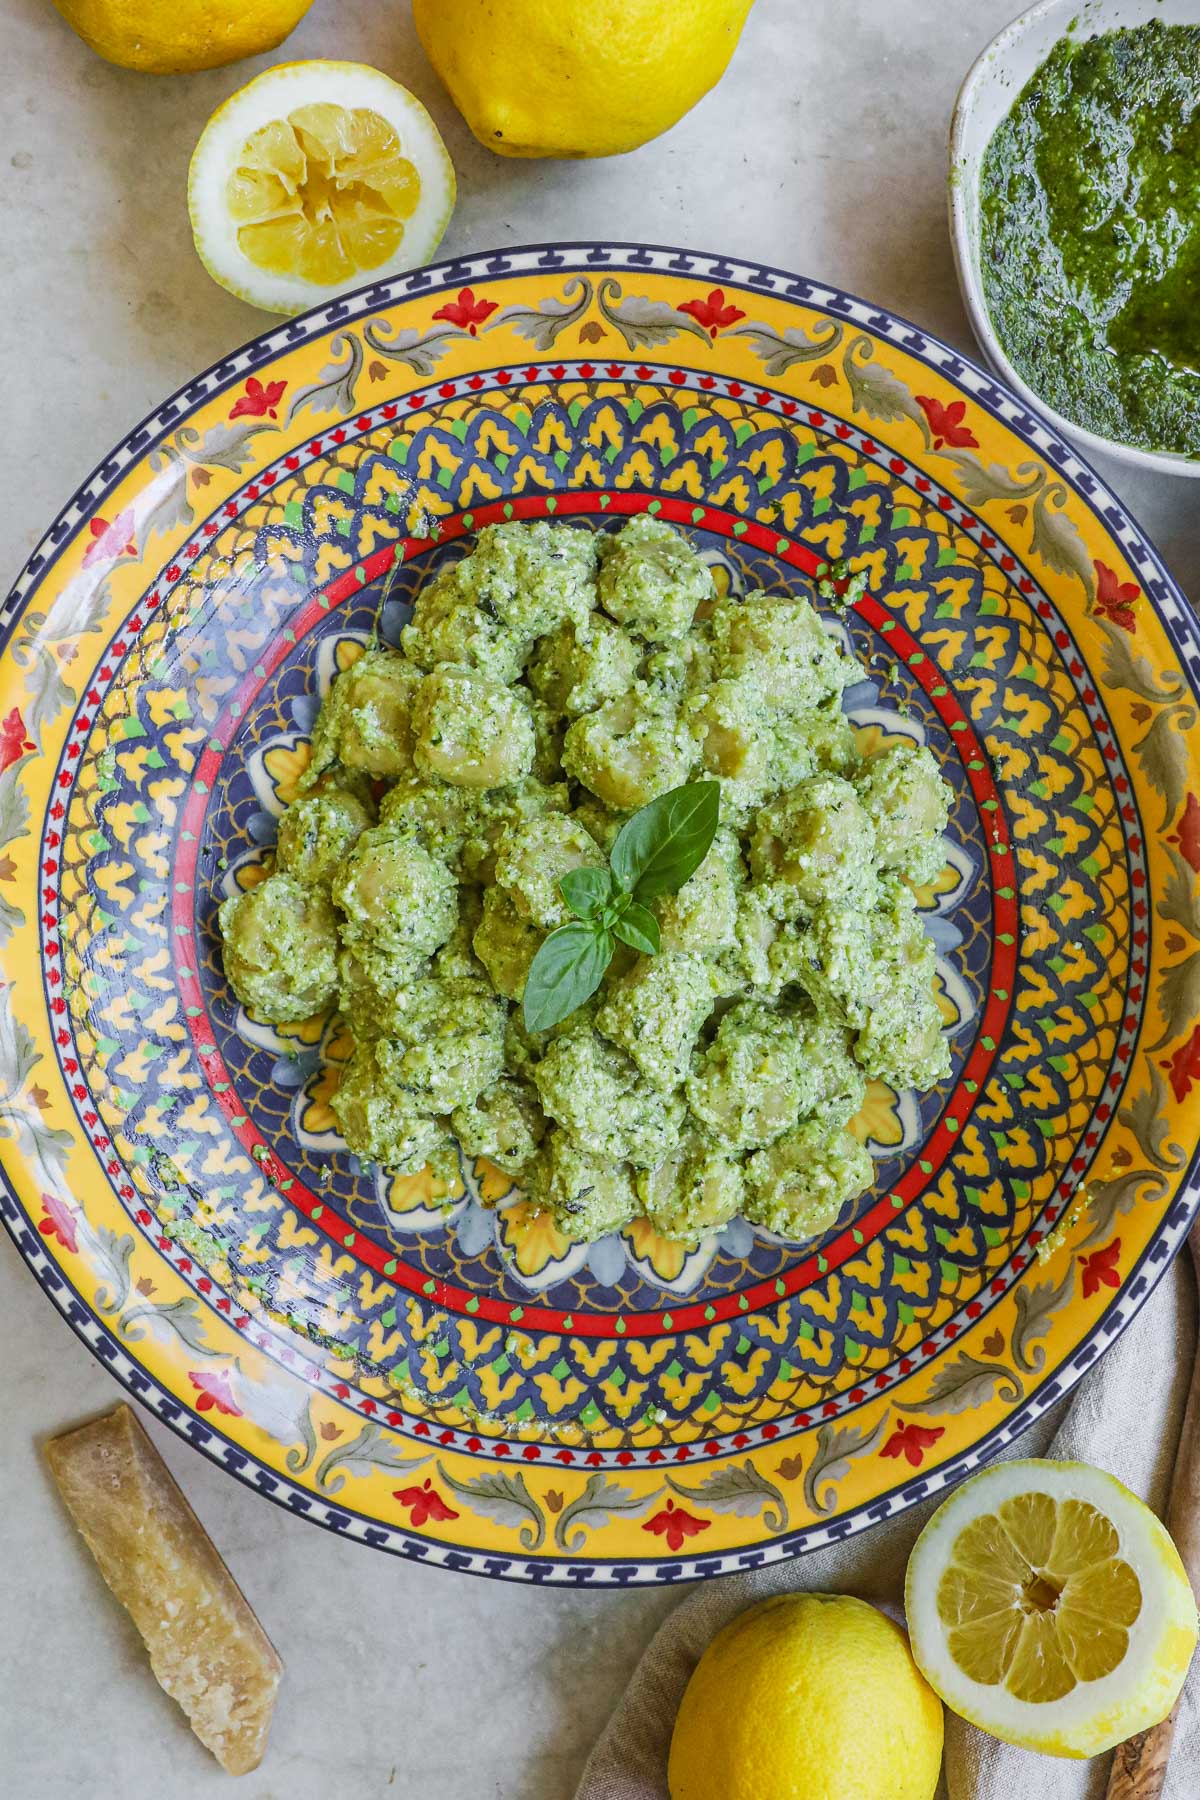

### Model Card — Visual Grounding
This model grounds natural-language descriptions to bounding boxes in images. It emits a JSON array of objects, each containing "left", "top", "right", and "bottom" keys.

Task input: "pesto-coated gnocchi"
[
  {"left": 301, "top": 649, "right": 422, "bottom": 786},
  {"left": 220, "top": 518, "right": 954, "bottom": 1244},
  {"left": 562, "top": 684, "right": 696, "bottom": 810},
  {"left": 274, "top": 778, "right": 375, "bottom": 890},
  {"left": 412, "top": 665, "right": 535, "bottom": 788},
  {"left": 494, "top": 813, "right": 605, "bottom": 931},
  {"left": 218, "top": 872, "right": 339, "bottom": 1023}
]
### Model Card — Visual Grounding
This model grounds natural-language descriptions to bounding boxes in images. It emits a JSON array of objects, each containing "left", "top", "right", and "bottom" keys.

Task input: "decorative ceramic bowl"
[
  {"left": 949, "top": 0, "right": 1200, "bottom": 478},
  {"left": 3, "top": 244, "right": 1199, "bottom": 1584}
]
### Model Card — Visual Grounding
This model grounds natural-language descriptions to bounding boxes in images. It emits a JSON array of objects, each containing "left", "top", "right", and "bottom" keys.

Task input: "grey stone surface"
[{"left": 0, "top": 0, "right": 1194, "bottom": 1793}]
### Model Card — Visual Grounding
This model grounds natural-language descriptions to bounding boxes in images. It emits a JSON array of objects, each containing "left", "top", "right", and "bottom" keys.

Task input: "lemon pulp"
[
  {"left": 228, "top": 104, "right": 422, "bottom": 284},
  {"left": 937, "top": 1491, "right": 1142, "bottom": 1702}
]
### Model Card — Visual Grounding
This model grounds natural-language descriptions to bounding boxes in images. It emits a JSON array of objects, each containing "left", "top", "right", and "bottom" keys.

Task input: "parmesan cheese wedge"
[{"left": 46, "top": 1405, "right": 282, "bottom": 1775}]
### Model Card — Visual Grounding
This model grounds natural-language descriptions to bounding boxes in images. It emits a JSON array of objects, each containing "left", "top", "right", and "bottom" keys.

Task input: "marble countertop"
[{"left": 0, "top": 1, "right": 1195, "bottom": 1793}]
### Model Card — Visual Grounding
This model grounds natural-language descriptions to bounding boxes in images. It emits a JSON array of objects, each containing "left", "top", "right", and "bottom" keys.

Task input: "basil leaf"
[
  {"left": 522, "top": 922, "right": 614, "bottom": 1034},
  {"left": 609, "top": 780, "right": 721, "bottom": 902},
  {"left": 559, "top": 866, "right": 614, "bottom": 921},
  {"left": 599, "top": 890, "right": 633, "bottom": 930},
  {"left": 612, "top": 902, "right": 660, "bottom": 957}
]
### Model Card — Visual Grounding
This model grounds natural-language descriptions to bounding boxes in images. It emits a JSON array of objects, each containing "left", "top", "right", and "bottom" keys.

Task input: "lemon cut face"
[
  {"left": 905, "top": 1460, "right": 1198, "bottom": 1758},
  {"left": 228, "top": 104, "right": 421, "bottom": 285},
  {"left": 190, "top": 62, "right": 456, "bottom": 313},
  {"left": 937, "top": 1491, "right": 1141, "bottom": 1700}
]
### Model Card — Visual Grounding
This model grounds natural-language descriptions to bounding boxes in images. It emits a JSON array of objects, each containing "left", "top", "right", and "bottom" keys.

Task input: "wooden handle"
[
  {"left": 1106, "top": 1703, "right": 1181, "bottom": 1800},
  {"left": 1104, "top": 1222, "right": 1200, "bottom": 1800}
]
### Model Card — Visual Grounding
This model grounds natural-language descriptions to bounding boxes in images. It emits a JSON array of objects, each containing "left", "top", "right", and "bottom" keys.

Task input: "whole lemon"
[
  {"left": 49, "top": 0, "right": 316, "bottom": 73},
  {"left": 412, "top": 0, "right": 756, "bottom": 158},
  {"left": 668, "top": 1594, "right": 944, "bottom": 1800}
]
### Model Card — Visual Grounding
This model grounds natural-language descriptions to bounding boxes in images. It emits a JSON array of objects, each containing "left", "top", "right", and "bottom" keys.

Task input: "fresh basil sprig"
[{"left": 522, "top": 780, "right": 720, "bottom": 1034}]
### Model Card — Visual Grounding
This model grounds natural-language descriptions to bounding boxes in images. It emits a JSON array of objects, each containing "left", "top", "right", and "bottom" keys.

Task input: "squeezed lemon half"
[
  {"left": 189, "top": 62, "right": 456, "bottom": 313},
  {"left": 905, "top": 1459, "right": 1197, "bottom": 1758}
]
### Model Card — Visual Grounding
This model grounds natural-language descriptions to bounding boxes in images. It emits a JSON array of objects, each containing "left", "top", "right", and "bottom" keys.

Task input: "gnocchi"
[{"left": 219, "top": 517, "right": 953, "bottom": 1248}]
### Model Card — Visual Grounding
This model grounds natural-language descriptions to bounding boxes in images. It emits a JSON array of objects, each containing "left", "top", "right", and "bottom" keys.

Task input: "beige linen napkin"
[{"left": 576, "top": 1257, "right": 1197, "bottom": 1800}]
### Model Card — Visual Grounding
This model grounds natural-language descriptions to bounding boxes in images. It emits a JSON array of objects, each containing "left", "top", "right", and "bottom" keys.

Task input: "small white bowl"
[{"left": 949, "top": 0, "right": 1200, "bottom": 478}]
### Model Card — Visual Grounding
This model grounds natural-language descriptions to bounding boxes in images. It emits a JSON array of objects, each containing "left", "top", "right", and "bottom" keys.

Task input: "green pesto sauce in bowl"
[{"left": 979, "top": 20, "right": 1200, "bottom": 456}]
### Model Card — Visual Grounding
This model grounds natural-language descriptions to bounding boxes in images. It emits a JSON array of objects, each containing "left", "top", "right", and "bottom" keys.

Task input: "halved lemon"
[
  {"left": 189, "top": 61, "right": 456, "bottom": 314},
  {"left": 904, "top": 1459, "right": 1197, "bottom": 1758}
]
